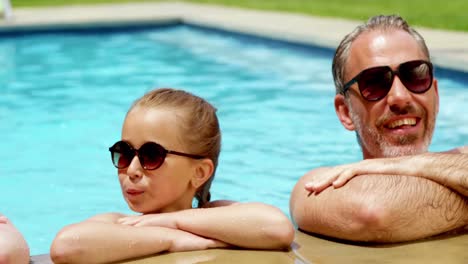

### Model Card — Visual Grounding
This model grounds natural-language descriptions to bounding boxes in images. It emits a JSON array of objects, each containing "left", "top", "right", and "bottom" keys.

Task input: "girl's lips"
[{"left": 126, "top": 189, "right": 144, "bottom": 196}]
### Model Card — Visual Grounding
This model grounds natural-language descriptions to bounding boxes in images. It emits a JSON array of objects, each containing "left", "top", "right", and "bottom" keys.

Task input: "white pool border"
[{"left": 1, "top": 2, "right": 467, "bottom": 73}]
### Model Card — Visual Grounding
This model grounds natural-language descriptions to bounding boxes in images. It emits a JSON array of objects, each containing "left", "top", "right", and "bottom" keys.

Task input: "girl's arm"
[
  {"left": 0, "top": 215, "right": 30, "bottom": 264},
  {"left": 118, "top": 202, "right": 295, "bottom": 249},
  {"left": 50, "top": 213, "right": 227, "bottom": 264}
]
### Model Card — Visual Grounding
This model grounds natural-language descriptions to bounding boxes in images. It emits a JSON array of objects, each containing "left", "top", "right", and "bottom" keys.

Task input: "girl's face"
[{"left": 118, "top": 106, "right": 199, "bottom": 214}]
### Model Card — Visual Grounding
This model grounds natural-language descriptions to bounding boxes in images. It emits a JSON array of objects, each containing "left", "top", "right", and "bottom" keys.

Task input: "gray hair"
[{"left": 332, "top": 15, "right": 431, "bottom": 94}]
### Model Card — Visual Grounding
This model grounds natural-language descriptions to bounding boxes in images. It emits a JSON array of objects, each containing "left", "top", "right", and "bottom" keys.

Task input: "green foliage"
[
  {"left": 12, "top": 0, "right": 161, "bottom": 7},
  {"left": 11, "top": 0, "right": 468, "bottom": 31}
]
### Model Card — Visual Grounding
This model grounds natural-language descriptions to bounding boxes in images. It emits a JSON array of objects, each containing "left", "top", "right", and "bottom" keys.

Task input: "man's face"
[{"left": 337, "top": 29, "right": 439, "bottom": 159}]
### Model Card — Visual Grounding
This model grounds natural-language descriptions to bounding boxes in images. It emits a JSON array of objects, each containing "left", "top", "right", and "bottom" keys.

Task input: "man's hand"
[{"left": 304, "top": 158, "right": 401, "bottom": 194}]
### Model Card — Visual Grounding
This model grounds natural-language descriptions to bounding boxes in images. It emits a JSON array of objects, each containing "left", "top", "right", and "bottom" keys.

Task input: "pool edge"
[{"left": 1, "top": 2, "right": 467, "bottom": 73}]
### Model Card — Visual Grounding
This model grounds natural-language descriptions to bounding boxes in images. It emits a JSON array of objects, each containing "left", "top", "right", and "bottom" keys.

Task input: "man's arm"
[
  {"left": 290, "top": 168, "right": 468, "bottom": 243},
  {"left": 449, "top": 146, "right": 468, "bottom": 154},
  {"left": 306, "top": 149, "right": 468, "bottom": 197},
  {"left": 404, "top": 152, "right": 468, "bottom": 197},
  {"left": 0, "top": 215, "right": 30, "bottom": 264},
  {"left": 118, "top": 202, "right": 294, "bottom": 249},
  {"left": 50, "top": 213, "right": 226, "bottom": 264}
]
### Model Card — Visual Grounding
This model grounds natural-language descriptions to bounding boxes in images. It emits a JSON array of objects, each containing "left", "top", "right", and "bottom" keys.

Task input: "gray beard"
[
  {"left": 349, "top": 104, "right": 435, "bottom": 158},
  {"left": 355, "top": 127, "right": 427, "bottom": 157}
]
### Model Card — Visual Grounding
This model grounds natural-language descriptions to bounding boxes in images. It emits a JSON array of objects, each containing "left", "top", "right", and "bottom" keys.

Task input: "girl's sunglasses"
[
  {"left": 342, "top": 60, "right": 433, "bottom": 101},
  {"left": 109, "top": 141, "right": 204, "bottom": 170}
]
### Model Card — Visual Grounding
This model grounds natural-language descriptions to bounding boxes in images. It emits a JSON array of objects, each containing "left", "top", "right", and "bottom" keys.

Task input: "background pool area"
[{"left": 1, "top": 24, "right": 467, "bottom": 255}]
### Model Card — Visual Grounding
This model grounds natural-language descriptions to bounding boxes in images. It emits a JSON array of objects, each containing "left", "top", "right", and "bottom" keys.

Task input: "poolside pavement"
[
  {"left": 1, "top": 2, "right": 468, "bottom": 72},
  {"left": 3, "top": 2, "right": 468, "bottom": 263},
  {"left": 29, "top": 230, "right": 468, "bottom": 264}
]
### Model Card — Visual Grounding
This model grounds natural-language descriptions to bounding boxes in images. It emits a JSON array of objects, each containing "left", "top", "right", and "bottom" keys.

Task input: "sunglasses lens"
[
  {"left": 358, "top": 66, "right": 393, "bottom": 101},
  {"left": 139, "top": 142, "right": 166, "bottom": 170},
  {"left": 399, "top": 61, "right": 432, "bottom": 93},
  {"left": 110, "top": 141, "right": 134, "bottom": 169}
]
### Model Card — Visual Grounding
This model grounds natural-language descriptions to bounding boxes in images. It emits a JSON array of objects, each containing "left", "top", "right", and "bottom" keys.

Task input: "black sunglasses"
[
  {"left": 342, "top": 60, "right": 433, "bottom": 101},
  {"left": 109, "top": 141, "right": 204, "bottom": 170}
]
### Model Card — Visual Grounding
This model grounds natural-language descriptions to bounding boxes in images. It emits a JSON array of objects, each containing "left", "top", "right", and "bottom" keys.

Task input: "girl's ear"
[
  {"left": 335, "top": 94, "right": 355, "bottom": 131},
  {"left": 191, "top": 159, "right": 214, "bottom": 189}
]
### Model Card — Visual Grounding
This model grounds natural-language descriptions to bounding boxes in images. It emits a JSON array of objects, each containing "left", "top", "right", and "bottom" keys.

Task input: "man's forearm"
[
  {"left": 306, "top": 151, "right": 468, "bottom": 198},
  {"left": 414, "top": 152, "right": 468, "bottom": 197},
  {"left": 291, "top": 171, "right": 468, "bottom": 242}
]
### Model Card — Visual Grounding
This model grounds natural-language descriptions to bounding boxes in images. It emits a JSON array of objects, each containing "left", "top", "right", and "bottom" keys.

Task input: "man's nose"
[{"left": 386, "top": 75, "right": 412, "bottom": 110}]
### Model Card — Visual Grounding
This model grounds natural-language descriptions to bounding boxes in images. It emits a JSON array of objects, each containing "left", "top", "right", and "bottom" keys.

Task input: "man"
[
  {"left": 0, "top": 214, "right": 29, "bottom": 264},
  {"left": 290, "top": 15, "right": 468, "bottom": 243}
]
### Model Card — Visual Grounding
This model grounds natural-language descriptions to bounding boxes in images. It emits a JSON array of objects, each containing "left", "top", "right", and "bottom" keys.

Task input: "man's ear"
[
  {"left": 335, "top": 94, "right": 355, "bottom": 131},
  {"left": 433, "top": 78, "right": 439, "bottom": 115},
  {"left": 191, "top": 159, "right": 214, "bottom": 189}
]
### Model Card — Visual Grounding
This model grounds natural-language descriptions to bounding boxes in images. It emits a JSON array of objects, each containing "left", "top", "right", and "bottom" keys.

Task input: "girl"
[{"left": 51, "top": 88, "right": 294, "bottom": 264}]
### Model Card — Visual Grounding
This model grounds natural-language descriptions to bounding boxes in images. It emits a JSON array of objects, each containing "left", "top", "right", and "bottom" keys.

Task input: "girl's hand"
[
  {"left": 168, "top": 230, "right": 229, "bottom": 252},
  {"left": 117, "top": 213, "right": 177, "bottom": 229}
]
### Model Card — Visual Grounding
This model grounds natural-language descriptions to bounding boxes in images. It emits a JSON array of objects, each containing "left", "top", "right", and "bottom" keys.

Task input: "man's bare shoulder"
[
  {"left": 456, "top": 146, "right": 468, "bottom": 154},
  {"left": 290, "top": 167, "right": 332, "bottom": 206},
  {"left": 296, "top": 167, "right": 333, "bottom": 185},
  {"left": 442, "top": 146, "right": 468, "bottom": 154}
]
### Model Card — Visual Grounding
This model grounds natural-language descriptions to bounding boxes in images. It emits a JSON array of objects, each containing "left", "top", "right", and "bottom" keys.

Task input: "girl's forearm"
[
  {"left": 174, "top": 203, "right": 294, "bottom": 249},
  {"left": 50, "top": 222, "right": 173, "bottom": 264}
]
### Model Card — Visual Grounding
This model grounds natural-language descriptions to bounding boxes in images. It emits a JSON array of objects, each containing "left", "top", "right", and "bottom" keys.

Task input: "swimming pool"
[{"left": 1, "top": 24, "right": 467, "bottom": 255}]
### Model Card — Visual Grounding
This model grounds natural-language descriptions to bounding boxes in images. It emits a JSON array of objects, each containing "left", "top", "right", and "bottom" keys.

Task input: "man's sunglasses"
[
  {"left": 342, "top": 60, "right": 433, "bottom": 101},
  {"left": 109, "top": 141, "right": 204, "bottom": 170}
]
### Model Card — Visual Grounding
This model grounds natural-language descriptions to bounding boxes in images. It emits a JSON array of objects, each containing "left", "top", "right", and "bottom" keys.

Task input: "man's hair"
[{"left": 332, "top": 15, "right": 431, "bottom": 95}]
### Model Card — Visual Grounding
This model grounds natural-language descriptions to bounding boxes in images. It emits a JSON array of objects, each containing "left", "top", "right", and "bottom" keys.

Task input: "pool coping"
[
  {"left": 1, "top": 2, "right": 468, "bottom": 73},
  {"left": 29, "top": 230, "right": 468, "bottom": 264}
]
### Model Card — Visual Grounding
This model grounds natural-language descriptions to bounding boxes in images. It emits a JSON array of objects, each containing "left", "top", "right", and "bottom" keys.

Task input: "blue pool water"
[{"left": 1, "top": 24, "right": 467, "bottom": 255}]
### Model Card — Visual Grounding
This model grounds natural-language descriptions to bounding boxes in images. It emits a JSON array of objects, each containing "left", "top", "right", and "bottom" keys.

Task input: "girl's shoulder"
[
  {"left": 203, "top": 200, "right": 238, "bottom": 208},
  {"left": 86, "top": 212, "right": 129, "bottom": 223}
]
